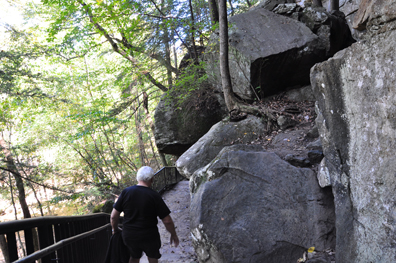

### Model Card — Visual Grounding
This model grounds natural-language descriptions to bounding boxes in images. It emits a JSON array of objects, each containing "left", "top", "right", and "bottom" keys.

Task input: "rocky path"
[{"left": 140, "top": 180, "right": 197, "bottom": 263}]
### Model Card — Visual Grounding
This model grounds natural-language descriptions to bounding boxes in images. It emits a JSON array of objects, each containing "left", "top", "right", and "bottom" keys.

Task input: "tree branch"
[
  {"left": 55, "top": 40, "right": 108, "bottom": 61},
  {"left": 0, "top": 166, "right": 71, "bottom": 193},
  {"left": 77, "top": 0, "right": 168, "bottom": 92}
]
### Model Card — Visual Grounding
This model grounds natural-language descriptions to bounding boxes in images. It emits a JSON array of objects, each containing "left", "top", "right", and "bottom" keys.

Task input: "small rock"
[
  {"left": 273, "top": 3, "right": 299, "bottom": 15},
  {"left": 308, "top": 251, "right": 317, "bottom": 259},
  {"left": 285, "top": 154, "right": 310, "bottom": 167},
  {"left": 306, "top": 139, "right": 322, "bottom": 151},
  {"left": 317, "top": 158, "right": 331, "bottom": 188},
  {"left": 277, "top": 115, "right": 298, "bottom": 129},
  {"left": 306, "top": 125, "right": 319, "bottom": 138},
  {"left": 305, "top": 250, "right": 336, "bottom": 263}
]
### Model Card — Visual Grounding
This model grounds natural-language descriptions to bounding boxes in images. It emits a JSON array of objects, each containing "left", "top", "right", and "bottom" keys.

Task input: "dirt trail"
[{"left": 140, "top": 180, "right": 197, "bottom": 263}]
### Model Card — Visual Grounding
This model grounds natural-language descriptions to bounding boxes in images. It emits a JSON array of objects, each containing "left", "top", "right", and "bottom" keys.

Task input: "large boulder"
[
  {"left": 190, "top": 145, "right": 335, "bottom": 263},
  {"left": 176, "top": 115, "right": 267, "bottom": 178},
  {"left": 204, "top": 6, "right": 354, "bottom": 100},
  {"left": 154, "top": 46, "right": 227, "bottom": 157},
  {"left": 311, "top": 28, "right": 396, "bottom": 262},
  {"left": 154, "top": 88, "right": 226, "bottom": 156}
]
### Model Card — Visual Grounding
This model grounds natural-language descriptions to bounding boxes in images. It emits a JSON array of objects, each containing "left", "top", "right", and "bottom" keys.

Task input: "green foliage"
[
  {"left": 170, "top": 61, "right": 208, "bottom": 107},
  {"left": 0, "top": 0, "right": 258, "bottom": 218}
]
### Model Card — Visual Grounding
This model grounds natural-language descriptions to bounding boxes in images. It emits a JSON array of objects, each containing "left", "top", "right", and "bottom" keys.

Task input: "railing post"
[
  {"left": 23, "top": 228, "right": 35, "bottom": 256},
  {"left": 69, "top": 222, "right": 77, "bottom": 263},
  {"left": 164, "top": 168, "right": 168, "bottom": 186},
  {"left": 61, "top": 222, "right": 72, "bottom": 263},
  {"left": 54, "top": 223, "right": 63, "bottom": 262},
  {"left": 75, "top": 221, "right": 84, "bottom": 262},
  {"left": 6, "top": 232, "right": 18, "bottom": 262},
  {"left": 82, "top": 220, "right": 89, "bottom": 262},
  {"left": 38, "top": 224, "right": 55, "bottom": 263}
]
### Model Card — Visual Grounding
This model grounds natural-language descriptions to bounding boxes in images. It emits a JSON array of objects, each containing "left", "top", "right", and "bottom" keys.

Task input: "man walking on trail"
[{"left": 111, "top": 166, "right": 179, "bottom": 263}]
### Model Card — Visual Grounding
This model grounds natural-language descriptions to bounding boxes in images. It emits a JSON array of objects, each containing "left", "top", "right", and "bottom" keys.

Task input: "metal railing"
[
  {"left": 152, "top": 166, "right": 186, "bottom": 194},
  {"left": 0, "top": 213, "right": 111, "bottom": 263},
  {"left": 0, "top": 167, "right": 186, "bottom": 263}
]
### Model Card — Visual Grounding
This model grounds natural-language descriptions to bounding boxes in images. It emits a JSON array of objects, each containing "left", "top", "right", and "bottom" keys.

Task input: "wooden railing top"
[
  {"left": 0, "top": 212, "right": 109, "bottom": 234},
  {"left": 0, "top": 166, "right": 184, "bottom": 234},
  {"left": 13, "top": 224, "right": 110, "bottom": 263}
]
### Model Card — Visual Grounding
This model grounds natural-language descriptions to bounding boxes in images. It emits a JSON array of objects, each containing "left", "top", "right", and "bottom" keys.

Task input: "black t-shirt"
[{"left": 113, "top": 185, "right": 170, "bottom": 240}]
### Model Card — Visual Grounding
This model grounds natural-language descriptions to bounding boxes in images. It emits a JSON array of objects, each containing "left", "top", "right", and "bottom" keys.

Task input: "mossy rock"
[{"left": 92, "top": 200, "right": 114, "bottom": 213}]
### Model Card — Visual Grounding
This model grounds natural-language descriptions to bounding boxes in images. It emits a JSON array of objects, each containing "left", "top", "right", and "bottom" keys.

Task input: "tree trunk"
[
  {"left": 329, "top": 0, "right": 339, "bottom": 11},
  {"left": 208, "top": 0, "right": 219, "bottom": 25},
  {"left": 9, "top": 174, "right": 27, "bottom": 257},
  {"left": 16, "top": 155, "right": 45, "bottom": 217},
  {"left": 141, "top": 92, "right": 165, "bottom": 169},
  {"left": 188, "top": 0, "right": 199, "bottom": 64},
  {"left": 0, "top": 234, "right": 10, "bottom": 263},
  {"left": 159, "top": 152, "right": 168, "bottom": 167},
  {"left": 1, "top": 132, "right": 40, "bottom": 255},
  {"left": 218, "top": 0, "right": 239, "bottom": 112},
  {"left": 163, "top": 27, "right": 173, "bottom": 89},
  {"left": 29, "top": 182, "right": 44, "bottom": 216},
  {"left": 0, "top": 134, "right": 31, "bottom": 219},
  {"left": 228, "top": 0, "right": 235, "bottom": 16},
  {"left": 43, "top": 187, "right": 52, "bottom": 214},
  {"left": 134, "top": 96, "right": 147, "bottom": 166},
  {"left": 217, "top": 0, "right": 278, "bottom": 125},
  {"left": 147, "top": 132, "right": 161, "bottom": 169},
  {"left": 312, "top": 0, "right": 323, "bottom": 7},
  {"left": 173, "top": 45, "right": 178, "bottom": 74}
]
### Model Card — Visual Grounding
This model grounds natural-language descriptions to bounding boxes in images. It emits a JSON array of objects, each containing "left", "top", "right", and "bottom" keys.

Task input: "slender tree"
[
  {"left": 0, "top": 234, "right": 10, "bottom": 263},
  {"left": 312, "top": 0, "right": 338, "bottom": 10},
  {"left": 208, "top": 0, "right": 220, "bottom": 25},
  {"left": 188, "top": 0, "right": 199, "bottom": 63},
  {"left": 0, "top": 133, "right": 31, "bottom": 219},
  {"left": 329, "top": 0, "right": 339, "bottom": 11},
  {"left": 219, "top": 0, "right": 238, "bottom": 113},
  {"left": 218, "top": 0, "right": 278, "bottom": 124},
  {"left": 312, "top": 0, "right": 323, "bottom": 7}
]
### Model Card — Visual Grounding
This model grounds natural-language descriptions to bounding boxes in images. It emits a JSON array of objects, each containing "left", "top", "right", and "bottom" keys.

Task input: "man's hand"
[
  {"left": 162, "top": 215, "right": 179, "bottom": 247},
  {"left": 112, "top": 226, "right": 122, "bottom": 235},
  {"left": 110, "top": 208, "right": 121, "bottom": 235},
  {"left": 170, "top": 233, "right": 179, "bottom": 247}
]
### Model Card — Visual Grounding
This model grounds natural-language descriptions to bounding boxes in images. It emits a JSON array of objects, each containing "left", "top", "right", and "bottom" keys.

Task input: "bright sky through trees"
[{"left": 0, "top": 1, "right": 25, "bottom": 29}]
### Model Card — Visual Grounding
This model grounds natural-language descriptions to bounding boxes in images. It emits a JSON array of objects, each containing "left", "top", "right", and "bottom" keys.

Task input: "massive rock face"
[
  {"left": 205, "top": 5, "right": 354, "bottom": 100},
  {"left": 311, "top": 27, "right": 396, "bottom": 262},
  {"left": 190, "top": 145, "right": 335, "bottom": 263},
  {"left": 154, "top": 3, "right": 355, "bottom": 156},
  {"left": 205, "top": 7, "right": 317, "bottom": 100}
]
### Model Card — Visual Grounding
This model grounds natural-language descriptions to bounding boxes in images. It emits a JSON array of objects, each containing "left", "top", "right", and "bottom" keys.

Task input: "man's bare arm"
[
  {"left": 110, "top": 208, "right": 122, "bottom": 234},
  {"left": 161, "top": 215, "right": 179, "bottom": 247}
]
